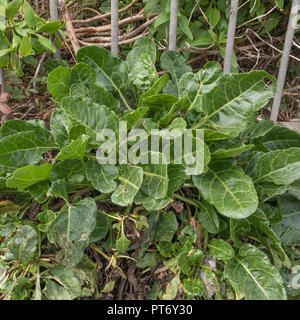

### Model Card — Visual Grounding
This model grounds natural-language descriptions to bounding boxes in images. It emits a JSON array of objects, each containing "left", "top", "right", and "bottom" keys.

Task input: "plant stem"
[{"left": 173, "top": 192, "right": 199, "bottom": 207}]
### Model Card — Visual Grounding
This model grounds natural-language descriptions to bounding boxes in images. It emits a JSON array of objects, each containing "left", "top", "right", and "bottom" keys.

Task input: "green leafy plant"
[
  {"left": 0, "top": 0, "right": 64, "bottom": 76},
  {"left": 0, "top": 37, "right": 299, "bottom": 300}
]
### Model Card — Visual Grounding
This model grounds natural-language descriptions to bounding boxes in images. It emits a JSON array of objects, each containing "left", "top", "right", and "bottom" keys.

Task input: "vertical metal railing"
[
  {"left": 271, "top": 0, "right": 300, "bottom": 122},
  {"left": 0, "top": 13, "right": 5, "bottom": 94},
  {"left": 169, "top": 0, "right": 179, "bottom": 50},
  {"left": 111, "top": 0, "right": 119, "bottom": 56},
  {"left": 49, "top": 0, "right": 61, "bottom": 59},
  {"left": 223, "top": 0, "right": 239, "bottom": 74}
]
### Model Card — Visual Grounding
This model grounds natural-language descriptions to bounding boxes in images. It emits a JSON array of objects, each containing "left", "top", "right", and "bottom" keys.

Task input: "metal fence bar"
[
  {"left": 270, "top": 0, "right": 300, "bottom": 122},
  {"left": 49, "top": 0, "right": 61, "bottom": 59},
  {"left": 0, "top": 69, "right": 5, "bottom": 93},
  {"left": 111, "top": 0, "right": 119, "bottom": 56},
  {"left": 0, "top": 13, "right": 5, "bottom": 93},
  {"left": 169, "top": 0, "right": 178, "bottom": 50},
  {"left": 223, "top": 0, "right": 239, "bottom": 74}
]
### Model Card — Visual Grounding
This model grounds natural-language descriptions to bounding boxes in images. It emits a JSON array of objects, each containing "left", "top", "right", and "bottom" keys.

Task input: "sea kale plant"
[{"left": 0, "top": 37, "right": 300, "bottom": 300}]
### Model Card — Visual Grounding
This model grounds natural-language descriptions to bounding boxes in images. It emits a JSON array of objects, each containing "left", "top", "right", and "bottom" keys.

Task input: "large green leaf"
[
  {"left": 7, "top": 225, "right": 38, "bottom": 265},
  {"left": 254, "top": 148, "right": 300, "bottom": 185},
  {"left": 193, "top": 161, "right": 258, "bottom": 219},
  {"left": 208, "top": 239, "right": 234, "bottom": 261},
  {"left": 6, "top": 164, "right": 52, "bottom": 190},
  {"left": 48, "top": 198, "right": 97, "bottom": 266},
  {"left": 192, "top": 71, "right": 276, "bottom": 136},
  {"left": 111, "top": 165, "right": 143, "bottom": 206},
  {"left": 160, "top": 50, "right": 192, "bottom": 96},
  {"left": 50, "top": 110, "right": 72, "bottom": 147},
  {"left": 148, "top": 211, "right": 178, "bottom": 242},
  {"left": 179, "top": 61, "right": 222, "bottom": 116},
  {"left": 85, "top": 159, "right": 118, "bottom": 194},
  {"left": 239, "top": 120, "right": 274, "bottom": 140},
  {"left": 248, "top": 207, "right": 290, "bottom": 267},
  {"left": 5, "top": 0, "right": 22, "bottom": 20},
  {"left": 77, "top": 46, "right": 130, "bottom": 109},
  {"left": 89, "top": 211, "right": 109, "bottom": 243},
  {"left": 224, "top": 244, "right": 286, "bottom": 300},
  {"left": 61, "top": 96, "right": 118, "bottom": 144},
  {"left": 138, "top": 74, "right": 169, "bottom": 107},
  {"left": 47, "top": 67, "right": 70, "bottom": 101},
  {"left": 272, "top": 196, "right": 300, "bottom": 246},
  {"left": 196, "top": 200, "right": 219, "bottom": 234},
  {"left": 139, "top": 152, "right": 168, "bottom": 200},
  {"left": 255, "top": 126, "right": 300, "bottom": 150},
  {"left": 0, "top": 131, "right": 56, "bottom": 169},
  {"left": 43, "top": 264, "right": 89, "bottom": 300},
  {"left": 209, "top": 140, "right": 254, "bottom": 159}
]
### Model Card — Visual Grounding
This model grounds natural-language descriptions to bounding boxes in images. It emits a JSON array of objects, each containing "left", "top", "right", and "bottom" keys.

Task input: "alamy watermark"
[{"left": 95, "top": 121, "right": 205, "bottom": 175}]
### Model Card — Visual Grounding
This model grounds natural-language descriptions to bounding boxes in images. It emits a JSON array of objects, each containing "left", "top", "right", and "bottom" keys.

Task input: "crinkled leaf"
[
  {"left": 248, "top": 207, "right": 290, "bottom": 267},
  {"left": 61, "top": 96, "right": 118, "bottom": 144},
  {"left": 77, "top": 46, "right": 130, "bottom": 108},
  {"left": 126, "top": 37, "right": 156, "bottom": 69},
  {"left": 8, "top": 225, "right": 38, "bottom": 265},
  {"left": 160, "top": 50, "right": 192, "bottom": 96},
  {"left": 48, "top": 198, "right": 97, "bottom": 266},
  {"left": 255, "top": 126, "right": 300, "bottom": 151}
]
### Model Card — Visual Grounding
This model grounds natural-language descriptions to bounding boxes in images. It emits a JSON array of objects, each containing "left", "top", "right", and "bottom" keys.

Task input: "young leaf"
[
  {"left": 127, "top": 37, "right": 156, "bottom": 69},
  {"left": 5, "top": 0, "right": 22, "bottom": 20},
  {"left": 207, "top": 7, "right": 221, "bottom": 28},
  {"left": 178, "top": 14, "right": 193, "bottom": 40},
  {"left": 19, "top": 36, "right": 32, "bottom": 56},
  {"left": 55, "top": 139, "right": 88, "bottom": 162},
  {"left": 6, "top": 163, "right": 52, "bottom": 190},
  {"left": 160, "top": 51, "right": 192, "bottom": 96},
  {"left": 23, "top": 1, "right": 36, "bottom": 29},
  {"left": 208, "top": 239, "right": 234, "bottom": 261},
  {"left": 8, "top": 225, "right": 38, "bottom": 265},
  {"left": 197, "top": 200, "right": 219, "bottom": 234}
]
